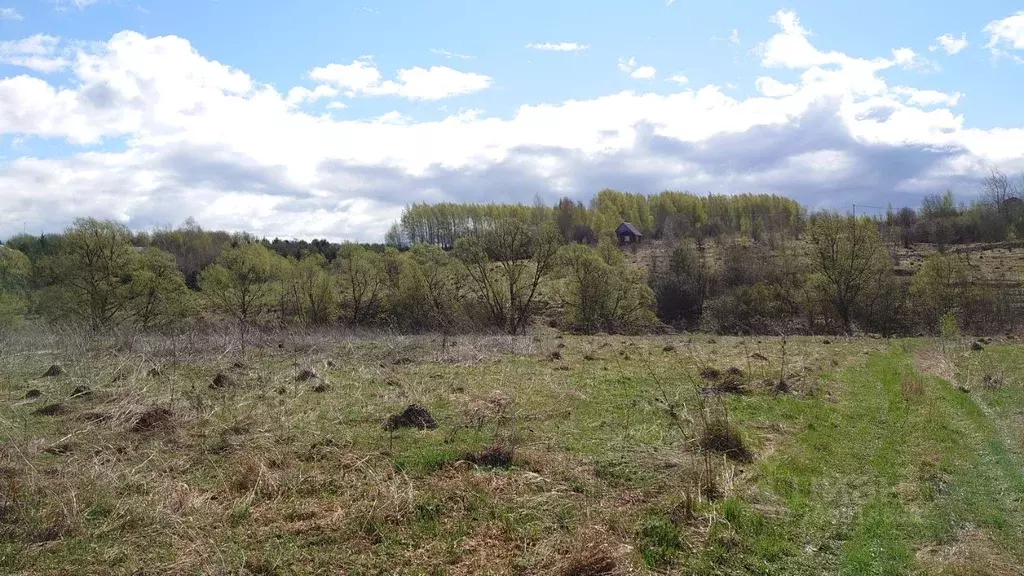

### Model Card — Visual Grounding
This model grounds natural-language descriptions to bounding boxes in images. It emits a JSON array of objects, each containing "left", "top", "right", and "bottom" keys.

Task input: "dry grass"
[{"left": 1, "top": 327, "right": 1020, "bottom": 574}]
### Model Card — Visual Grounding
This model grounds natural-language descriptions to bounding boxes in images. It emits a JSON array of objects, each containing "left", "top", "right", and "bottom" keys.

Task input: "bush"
[
  {"left": 649, "top": 242, "right": 713, "bottom": 329},
  {"left": 703, "top": 282, "right": 798, "bottom": 334}
]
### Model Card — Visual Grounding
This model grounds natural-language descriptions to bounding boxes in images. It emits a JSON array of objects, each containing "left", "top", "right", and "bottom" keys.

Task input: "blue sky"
[{"left": 1, "top": 0, "right": 1024, "bottom": 240}]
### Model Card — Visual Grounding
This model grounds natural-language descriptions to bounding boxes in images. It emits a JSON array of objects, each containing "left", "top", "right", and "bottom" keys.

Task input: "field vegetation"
[{"left": 3, "top": 176, "right": 1024, "bottom": 574}]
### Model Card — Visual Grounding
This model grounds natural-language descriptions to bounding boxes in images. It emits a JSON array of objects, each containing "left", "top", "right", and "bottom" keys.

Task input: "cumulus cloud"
[
  {"left": 310, "top": 57, "right": 491, "bottom": 100},
  {"left": 618, "top": 57, "right": 657, "bottom": 79},
  {"left": 526, "top": 42, "right": 588, "bottom": 52},
  {"left": 892, "top": 86, "right": 962, "bottom": 107},
  {"left": 755, "top": 77, "right": 798, "bottom": 97},
  {"left": 286, "top": 85, "right": 339, "bottom": 106},
  {"left": 1, "top": 12, "right": 1023, "bottom": 241},
  {"left": 985, "top": 11, "right": 1024, "bottom": 60},
  {"left": 667, "top": 73, "right": 689, "bottom": 84},
  {"left": 930, "top": 33, "right": 968, "bottom": 54},
  {"left": 0, "top": 7, "right": 22, "bottom": 20},
  {"left": 0, "top": 35, "right": 69, "bottom": 73}
]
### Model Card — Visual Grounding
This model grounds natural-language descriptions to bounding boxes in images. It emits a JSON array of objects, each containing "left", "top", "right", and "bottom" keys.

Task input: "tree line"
[{"left": 1, "top": 175, "right": 1023, "bottom": 337}]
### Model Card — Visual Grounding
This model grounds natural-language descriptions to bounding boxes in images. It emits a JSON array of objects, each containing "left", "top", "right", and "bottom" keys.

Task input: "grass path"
[{"left": 717, "top": 346, "right": 1024, "bottom": 575}]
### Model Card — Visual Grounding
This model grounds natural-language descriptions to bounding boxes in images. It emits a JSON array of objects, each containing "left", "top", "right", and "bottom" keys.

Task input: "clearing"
[{"left": 2, "top": 330, "right": 1024, "bottom": 575}]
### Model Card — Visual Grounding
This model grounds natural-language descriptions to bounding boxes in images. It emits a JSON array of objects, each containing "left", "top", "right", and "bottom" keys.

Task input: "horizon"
[{"left": 2, "top": 1, "right": 1024, "bottom": 242}]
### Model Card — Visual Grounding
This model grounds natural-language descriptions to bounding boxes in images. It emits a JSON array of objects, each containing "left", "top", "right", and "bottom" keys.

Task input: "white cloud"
[
  {"left": 286, "top": 85, "right": 339, "bottom": 106},
  {"left": 1, "top": 14, "right": 1023, "bottom": 241},
  {"left": 755, "top": 76, "right": 798, "bottom": 97},
  {"left": 618, "top": 57, "right": 657, "bottom": 79},
  {"left": 0, "top": 35, "right": 69, "bottom": 73},
  {"left": 310, "top": 57, "right": 491, "bottom": 100},
  {"left": 431, "top": 48, "right": 474, "bottom": 60},
  {"left": 667, "top": 73, "right": 689, "bottom": 84},
  {"left": 891, "top": 47, "right": 917, "bottom": 67},
  {"left": 890, "top": 47, "right": 939, "bottom": 71},
  {"left": 0, "top": 7, "right": 23, "bottom": 20},
  {"left": 984, "top": 11, "right": 1024, "bottom": 60},
  {"left": 54, "top": 0, "right": 100, "bottom": 10},
  {"left": 892, "top": 86, "right": 962, "bottom": 107},
  {"left": 730, "top": 29, "right": 740, "bottom": 44},
  {"left": 309, "top": 58, "right": 382, "bottom": 92},
  {"left": 526, "top": 42, "right": 588, "bottom": 52},
  {"left": 929, "top": 33, "right": 968, "bottom": 54}
]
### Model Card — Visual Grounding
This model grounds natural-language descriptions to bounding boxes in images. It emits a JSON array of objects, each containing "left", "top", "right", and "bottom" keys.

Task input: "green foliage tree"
[
  {"left": 334, "top": 246, "right": 386, "bottom": 324},
  {"left": 557, "top": 242, "right": 654, "bottom": 333},
  {"left": 41, "top": 218, "right": 138, "bottom": 330},
  {"left": 288, "top": 254, "right": 337, "bottom": 326},
  {"left": 0, "top": 246, "right": 32, "bottom": 329},
  {"left": 128, "top": 247, "right": 193, "bottom": 329},
  {"left": 910, "top": 253, "right": 971, "bottom": 332},
  {"left": 200, "top": 243, "right": 285, "bottom": 348},
  {"left": 806, "top": 213, "right": 893, "bottom": 333},
  {"left": 455, "top": 219, "right": 560, "bottom": 334}
]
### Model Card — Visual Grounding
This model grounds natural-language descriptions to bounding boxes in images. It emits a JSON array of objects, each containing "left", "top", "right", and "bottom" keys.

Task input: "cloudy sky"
[{"left": 1, "top": 0, "right": 1024, "bottom": 241}]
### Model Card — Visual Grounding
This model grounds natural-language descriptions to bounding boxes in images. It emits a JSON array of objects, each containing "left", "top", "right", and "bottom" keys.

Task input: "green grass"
[{"left": 1, "top": 330, "right": 1023, "bottom": 574}]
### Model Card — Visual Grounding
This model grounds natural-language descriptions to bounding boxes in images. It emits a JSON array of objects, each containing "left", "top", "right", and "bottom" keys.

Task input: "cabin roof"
[{"left": 615, "top": 222, "right": 642, "bottom": 236}]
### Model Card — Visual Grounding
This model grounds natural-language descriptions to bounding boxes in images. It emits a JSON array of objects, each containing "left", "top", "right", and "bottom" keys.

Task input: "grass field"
[{"left": 2, "top": 329, "right": 1024, "bottom": 575}]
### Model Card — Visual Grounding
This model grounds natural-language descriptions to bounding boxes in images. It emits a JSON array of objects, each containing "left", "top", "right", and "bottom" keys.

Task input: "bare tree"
[
  {"left": 455, "top": 219, "right": 560, "bottom": 334},
  {"left": 981, "top": 168, "right": 1023, "bottom": 218}
]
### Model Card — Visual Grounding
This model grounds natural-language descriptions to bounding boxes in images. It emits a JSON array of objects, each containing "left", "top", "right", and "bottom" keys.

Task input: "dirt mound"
[
  {"left": 699, "top": 419, "right": 752, "bottom": 463},
  {"left": 43, "top": 364, "right": 63, "bottom": 377},
  {"left": 700, "top": 367, "right": 746, "bottom": 395},
  {"left": 463, "top": 444, "right": 514, "bottom": 469},
  {"left": 23, "top": 389, "right": 41, "bottom": 400},
  {"left": 131, "top": 407, "right": 174, "bottom": 433},
  {"left": 70, "top": 386, "right": 92, "bottom": 399},
  {"left": 700, "top": 367, "right": 722, "bottom": 381},
  {"left": 33, "top": 403, "right": 67, "bottom": 416},
  {"left": 210, "top": 373, "right": 235, "bottom": 389},
  {"left": 560, "top": 548, "right": 619, "bottom": 576},
  {"left": 981, "top": 373, "right": 1004, "bottom": 389},
  {"left": 296, "top": 368, "right": 317, "bottom": 382},
  {"left": 383, "top": 404, "right": 437, "bottom": 431},
  {"left": 663, "top": 344, "right": 676, "bottom": 352}
]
